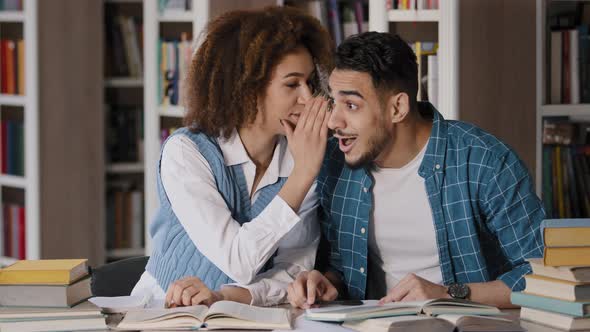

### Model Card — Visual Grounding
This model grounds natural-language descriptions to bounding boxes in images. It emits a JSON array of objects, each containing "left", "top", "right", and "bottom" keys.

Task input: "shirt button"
[
  {"left": 360, "top": 267, "right": 365, "bottom": 273},
  {"left": 363, "top": 187, "right": 368, "bottom": 193},
  {"left": 435, "top": 164, "right": 441, "bottom": 170},
  {"left": 360, "top": 227, "right": 366, "bottom": 234}
]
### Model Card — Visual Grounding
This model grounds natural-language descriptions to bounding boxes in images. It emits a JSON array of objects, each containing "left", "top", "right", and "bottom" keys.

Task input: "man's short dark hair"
[{"left": 335, "top": 32, "right": 418, "bottom": 107}]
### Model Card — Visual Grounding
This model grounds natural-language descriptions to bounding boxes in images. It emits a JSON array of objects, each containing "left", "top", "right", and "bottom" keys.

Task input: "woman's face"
[{"left": 256, "top": 46, "right": 316, "bottom": 135}]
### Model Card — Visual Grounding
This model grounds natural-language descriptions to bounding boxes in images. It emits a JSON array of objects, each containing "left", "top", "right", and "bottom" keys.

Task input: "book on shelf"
[
  {"left": 520, "top": 307, "right": 590, "bottom": 331},
  {"left": 106, "top": 183, "right": 144, "bottom": 251},
  {"left": 305, "top": 299, "right": 500, "bottom": 322},
  {"left": 387, "top": 0, "right": 439, "bottom": 10},
  {"left": 524, "top": 274, "right": 590, "bottom": 302},
  {"left": 511, "top": 292, "right": 590, "bottom": 318},
  {"left": 158, "top": 0, "right": 192, "bottom": 14},
  {"left": 0, "top": 39, "right": 24, "bottom": 96},
  {"left": 2, "top": 202, "right": 25, "bottom": 260},
  {"left": 0, "top": 259, "right": 88, "bottom": 285},
  {"left": 105, "top": 13, "right": 143, "bottom": 78},
  {"left": 0, "top": 0, "right": 22, "bottom": 11},
  {"left": 116, "top": 300, "right": 291, "bottom": 330},
  {"left": 527, "top": 257, "right": 590, "bottom": 283},
  {"left": 548, "top": 3, "right": 590, "bottom": 104},
  {"left": 159, "top": 36, "right": 192, "bottom": 106},
  {"left": 1, "top": 119, "right": 25, "bottom": 176},
  {"left": 343, "top": 314, "right": 522, "bottom": 332},
  {"left": 0, "top": 275, "right": 92, "bottom": 307}
]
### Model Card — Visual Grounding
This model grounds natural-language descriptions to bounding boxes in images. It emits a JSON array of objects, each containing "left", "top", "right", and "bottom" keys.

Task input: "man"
[{"left": 287, "top": 32, "right": 544, "bottom": 309}]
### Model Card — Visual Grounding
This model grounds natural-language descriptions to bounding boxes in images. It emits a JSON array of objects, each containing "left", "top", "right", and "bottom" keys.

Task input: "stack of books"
[
  {"left": 512, "top": 219, "right": 590, "bottom": 331},
  {"left": 0, "top": 259, "right": 106, "bottom": 331}
]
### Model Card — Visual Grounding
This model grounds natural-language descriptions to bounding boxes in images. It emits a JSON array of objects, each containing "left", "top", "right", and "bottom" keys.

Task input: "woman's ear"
[{"left": 387, "top": 92, "right": 411, "bottom": 124}]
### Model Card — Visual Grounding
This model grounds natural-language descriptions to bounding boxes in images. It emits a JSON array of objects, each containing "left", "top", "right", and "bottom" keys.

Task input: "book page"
[
  {"left": 305, "top": 300, "right": 423, "bottom": 321},
  {"left": 117, "top": 305, "right": 209, "bottom": 330},
  {"left": 204, "top": 301, "right": 290, "bottom": 326},
  {"left": 422, "top": 299, "right": 501, "bottom": 316}
]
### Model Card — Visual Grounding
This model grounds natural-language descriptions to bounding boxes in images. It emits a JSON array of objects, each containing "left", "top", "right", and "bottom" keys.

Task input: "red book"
[
  {"left": 562, "top": 30, "right": 571, "bottom": 104},
  {"left": 18, "top": 205, "right": 25, "bottom": 259},
  {"left": 5, "top": 40, "right": 16, "bottom": 95}
]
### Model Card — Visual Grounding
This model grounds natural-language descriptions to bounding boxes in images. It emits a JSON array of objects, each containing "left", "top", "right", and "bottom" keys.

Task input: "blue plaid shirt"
[{"left": 316, "top": 103, "right": 544, "bottom": 300}]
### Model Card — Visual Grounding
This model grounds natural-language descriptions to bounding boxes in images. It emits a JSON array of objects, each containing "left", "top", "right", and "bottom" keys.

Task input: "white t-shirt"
[{"left": 369, "top": 143, "right": 443, "bottom": 292}]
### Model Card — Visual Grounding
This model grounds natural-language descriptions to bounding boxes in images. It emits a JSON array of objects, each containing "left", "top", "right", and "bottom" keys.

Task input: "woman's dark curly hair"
[{"left": 183, "top": 6, "right": 334, "bottom": 138}]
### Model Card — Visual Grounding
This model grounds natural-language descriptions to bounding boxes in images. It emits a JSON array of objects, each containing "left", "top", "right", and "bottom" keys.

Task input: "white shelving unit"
[
  {"left": 369, "top": 0, "right": 459, "bottom": 120},
  {"left": 0, "top": 0, "right": 39, "bottom": 261},
  {"left": 535, "top": 0, "right": 590, "bottom": 196}
]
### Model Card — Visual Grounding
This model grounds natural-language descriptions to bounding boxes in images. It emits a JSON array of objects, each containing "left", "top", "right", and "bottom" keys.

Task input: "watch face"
[{"left": 449, "top": 283, "right": 470, "bottom": 299}]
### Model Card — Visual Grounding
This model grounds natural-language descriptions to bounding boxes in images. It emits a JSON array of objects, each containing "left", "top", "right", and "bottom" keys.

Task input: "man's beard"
[{"left": 345, "top": 125, "right": 389, "bottom": 170}]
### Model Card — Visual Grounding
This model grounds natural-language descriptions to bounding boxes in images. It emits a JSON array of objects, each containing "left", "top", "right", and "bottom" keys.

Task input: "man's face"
[{"left": 328, "top": 69, "right": 390, "bottom": 169}]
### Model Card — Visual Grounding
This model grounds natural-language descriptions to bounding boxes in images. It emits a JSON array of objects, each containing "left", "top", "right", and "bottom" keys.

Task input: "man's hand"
[
  {"left": 379, "top": 273, "right": 449, "bottom": 304},
  {"left": 165, "top": 277, "right": 224, "bottom": 308},
  {"left": 287, "top": 270, "right": 338, "bottom": 309}
]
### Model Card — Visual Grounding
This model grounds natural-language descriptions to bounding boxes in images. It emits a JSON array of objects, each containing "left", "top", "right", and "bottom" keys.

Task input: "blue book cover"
[{"left": 511, "top": 292, "right": 590, "bottom": 317}]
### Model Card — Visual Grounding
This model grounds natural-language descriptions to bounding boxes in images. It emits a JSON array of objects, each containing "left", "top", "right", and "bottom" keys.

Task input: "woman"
[{"left": 131, "top": 6, "right": 334, "bottom": 307}]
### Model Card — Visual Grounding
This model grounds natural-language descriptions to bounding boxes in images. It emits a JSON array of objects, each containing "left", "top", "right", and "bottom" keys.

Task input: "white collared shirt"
[{"left": 132, "top": 130, "right": 319, "bottom": 306}]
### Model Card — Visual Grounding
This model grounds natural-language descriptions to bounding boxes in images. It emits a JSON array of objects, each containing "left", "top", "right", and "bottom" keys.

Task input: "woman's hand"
[
  {"left": 165, "top": 277, "right": 223, "bottom": 307},
  {"left": 282, "top": 96, "right": 331, "bottom": 180}
]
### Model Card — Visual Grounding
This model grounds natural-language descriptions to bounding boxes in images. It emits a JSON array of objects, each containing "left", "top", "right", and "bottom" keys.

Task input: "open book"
[
  {"left": 305, "top": 299, "right": 501, "bottom": 322},
  {"left": 116, "top": 300, "right": 291, "bottom": 330},
  {"left": 343, "top": 314, "right": 523, "bottom": 332}
]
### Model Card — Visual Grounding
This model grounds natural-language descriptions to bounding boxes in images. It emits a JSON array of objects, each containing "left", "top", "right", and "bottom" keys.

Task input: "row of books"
[
  {"left": 106, "top": 188, "right": 144, "bottom": 250},
  {"left": 542, "top": 145, "right": 590, "bottom": 219},
  {"left": 0, "top": 39, "right": 24, "bottom": 96},
  {"left": 106, "top": 106, "right": 143, "bottom": 163},
  {"left": 1, "top": 119, "right": 24, "bottom": 176},
  {"left": 1, "top": 202, "right": 24, "bottom": 259},
  {"left": 159, "top": 34, "right": 192, "bottom": 107},
  {"left": 412, "top": 41, "right": 438, "bottom": 108},
  {"left": 0, "top": 259, "right": 107, "bottom": 331},
  {"left": 105, "top": 15, "right": 143, "bottom": 78},
  {"left": 0, "top": 0, "right": 21, "bottom": 11},
  {"left": 512, "top": 219, "right": 590, "bottom": 331},
  {"left": 548, "top": 4, "right": 590, "bottom": 104},
  {"left": 387, "top": 0, "right": 439, "bottom": 10},
  {"left": 290, "top": 0, "right": 368, "bottom": 46}
]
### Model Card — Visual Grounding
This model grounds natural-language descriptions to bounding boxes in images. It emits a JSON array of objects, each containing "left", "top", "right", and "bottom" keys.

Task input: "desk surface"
[{"left": 103, "top": 308, "right": 576, "bottom": 332}]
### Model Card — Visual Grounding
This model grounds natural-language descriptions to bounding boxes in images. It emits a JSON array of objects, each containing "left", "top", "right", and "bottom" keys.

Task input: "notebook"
[
  {"left": 116, "top": 300, "right": 292, "bottom": 330},
  {"left": 305, "top": 299, "right": 501, "bottom": 322}
]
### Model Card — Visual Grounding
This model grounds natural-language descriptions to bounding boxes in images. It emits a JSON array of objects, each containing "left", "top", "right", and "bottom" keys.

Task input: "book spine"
[{"left": 511, "top": 292, "right": 586, "bottom": 317}]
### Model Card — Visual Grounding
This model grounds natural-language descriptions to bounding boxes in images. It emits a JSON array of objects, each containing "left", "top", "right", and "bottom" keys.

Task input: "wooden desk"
[{"left": 103, "top": 308, "right": 581, "bottom": 331}]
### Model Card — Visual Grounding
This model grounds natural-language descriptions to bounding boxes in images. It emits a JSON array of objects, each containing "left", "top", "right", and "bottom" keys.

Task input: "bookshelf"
[
  {"left": 0, "top": 0, "right": 38, "bottom": 263},
  {"left": 103, "top": 0, "right": 146, "bottom": 261},
  {"left": 1, "top": 0, "right": 105, "bottom": 266},
  {"left": 535, "top": 0, "right": 590, "bottom": 218},
  {"left": 369, "top": 0, "right": 459, "bottom": 120}
]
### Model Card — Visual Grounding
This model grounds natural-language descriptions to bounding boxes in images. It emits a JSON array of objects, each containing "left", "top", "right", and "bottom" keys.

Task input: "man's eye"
[{"left": 347, "top": 102, "right": 358, "bottom": 110}]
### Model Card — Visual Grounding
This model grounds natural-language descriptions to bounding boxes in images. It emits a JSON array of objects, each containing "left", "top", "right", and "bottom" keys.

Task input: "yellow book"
[
  {"left": 544, "top": 227, "right": 590, "bottom": 247},
  {"left": 544, "top": 247, "right": 590, "bottom": 267},
  {"left": 0, "top": 259, "right": 88, "bottom": 285}
]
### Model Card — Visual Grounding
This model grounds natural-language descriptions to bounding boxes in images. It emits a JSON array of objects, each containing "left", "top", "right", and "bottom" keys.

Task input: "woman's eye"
[{"left": 286, "top": 83, "right": 300, "bottom": 88}]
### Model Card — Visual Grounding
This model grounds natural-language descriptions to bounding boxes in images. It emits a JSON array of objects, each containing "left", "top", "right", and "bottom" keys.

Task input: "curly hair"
[
  {"left": 335, "top": 32, "right": 418, "bottom": 108},
  {"left": 183, "top": 6, "right": 334, "bottom": 138}
]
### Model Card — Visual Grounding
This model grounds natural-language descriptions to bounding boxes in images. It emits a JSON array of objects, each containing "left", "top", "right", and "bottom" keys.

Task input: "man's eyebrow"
[{"left": 338, "top": 90, "right": 364, "bottom": 99}]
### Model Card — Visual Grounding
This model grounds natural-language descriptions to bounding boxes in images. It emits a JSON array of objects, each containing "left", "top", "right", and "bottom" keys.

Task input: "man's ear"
[{"left": 387, "top": 92, "right": 411, "bottom": 124}]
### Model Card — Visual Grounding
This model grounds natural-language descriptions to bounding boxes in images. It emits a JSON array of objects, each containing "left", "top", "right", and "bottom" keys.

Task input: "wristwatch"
[{"left": 447, "top": 283, "right": 470, "bottom": 300}]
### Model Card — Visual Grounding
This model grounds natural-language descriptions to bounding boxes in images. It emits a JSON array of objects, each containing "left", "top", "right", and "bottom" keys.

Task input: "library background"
[{"left": 0, "top": 0, "right": 586, "bottom": 268}]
